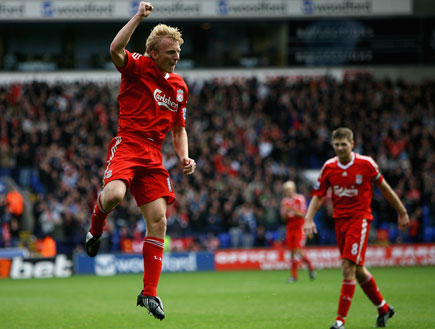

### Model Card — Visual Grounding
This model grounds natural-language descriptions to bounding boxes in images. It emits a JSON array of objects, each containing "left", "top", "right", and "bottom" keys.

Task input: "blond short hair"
[
  {"left": 145, "top": 24, "right": 184, "bottom": 54},
  {"left": 332, "top": 127, "right": 354, "bottom": 142},
  {"left": 283, "top": 181, "right": 296, "bottom": 191}
]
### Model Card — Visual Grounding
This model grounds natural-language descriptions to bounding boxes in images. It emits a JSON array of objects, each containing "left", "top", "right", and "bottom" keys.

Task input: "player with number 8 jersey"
[
  {"left": 313, "top": 149, "right": 382, "bottom": 266},
  {"left": 304, "top": 127, "right": 409, "bottom": 329}
]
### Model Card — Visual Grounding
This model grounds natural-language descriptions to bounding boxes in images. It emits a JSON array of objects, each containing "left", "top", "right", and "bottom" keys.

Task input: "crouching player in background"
[
  {"left": 281, "top": 180, "right": 315, "bottom": 283},
  {"left": 304, "top": 127, "right": 409, "bottom": 329}
]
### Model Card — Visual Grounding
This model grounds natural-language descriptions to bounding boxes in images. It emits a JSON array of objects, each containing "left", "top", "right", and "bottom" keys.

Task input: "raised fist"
[{"left": 137, "top": 2, "right": 153, "bottom": 18}]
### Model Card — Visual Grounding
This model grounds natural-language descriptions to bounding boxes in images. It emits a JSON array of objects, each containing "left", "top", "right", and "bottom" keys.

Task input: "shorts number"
[{"left": 351, "top": 243, "right": 358, "bottom": 255}]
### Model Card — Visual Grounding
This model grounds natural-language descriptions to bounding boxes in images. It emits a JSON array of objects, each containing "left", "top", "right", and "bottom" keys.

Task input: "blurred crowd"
[{"left": 0, "top": 73, "right": 434, "bottom": 255}]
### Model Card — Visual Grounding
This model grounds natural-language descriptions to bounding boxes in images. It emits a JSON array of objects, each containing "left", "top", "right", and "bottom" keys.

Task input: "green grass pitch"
[{"left": 1, "top": 266, "right": 434, "bottom": 329}]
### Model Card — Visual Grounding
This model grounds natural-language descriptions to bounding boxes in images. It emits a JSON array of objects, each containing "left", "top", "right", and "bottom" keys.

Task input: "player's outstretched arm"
[
  {"left": 172, "top": 125, "right": 196, "bottom": 175},
  {"left": 378, "top": 179, "right": 410, "bottom": 232},
  {"left": 304, "top": 195, "right": 323, "bottom": 239},
  {"left": 110, "top": 2, "right": 153, "bottom": 67}
]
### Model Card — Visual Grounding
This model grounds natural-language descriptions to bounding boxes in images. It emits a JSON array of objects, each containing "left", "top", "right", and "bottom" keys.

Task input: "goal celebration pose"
[
  {"left": 304, "top": 127, "right": 409, "bottom": 329},
  {"left": 85, "top": 2, "right": 196, "bottom": 320}
]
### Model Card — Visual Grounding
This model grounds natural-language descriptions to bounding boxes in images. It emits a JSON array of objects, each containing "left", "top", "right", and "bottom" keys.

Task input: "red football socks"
[
  {"left": 359, "top": 275, "right": 389, "bottom": 314},
  {"left": 90, "top": 194, "right": 110, "bottom": 236},
  {"left": 291, "top": 259, "right": 299, "bottom": 279},
  {"left": 142, "top": 237, "right": 164, "bottom": 296},
  {"left": 302, "top": 256, "right": 314, "bottom": 271},
  {"left": 336, "top": 279, "right": 356, "bottom": 324}
]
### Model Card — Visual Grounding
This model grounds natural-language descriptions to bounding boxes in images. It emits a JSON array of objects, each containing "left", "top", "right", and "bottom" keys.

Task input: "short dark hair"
[{"left": 332, "top": 127, "right": 353, "bottom": 142}]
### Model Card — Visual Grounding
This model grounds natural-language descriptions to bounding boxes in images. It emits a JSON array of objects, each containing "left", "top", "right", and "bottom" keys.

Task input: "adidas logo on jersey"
[
  {"left": 132, "top": 52, "right": 142, "bottom": 60},
  {"left": 342, "top": 171, "right": 348, "bottom": 176}
]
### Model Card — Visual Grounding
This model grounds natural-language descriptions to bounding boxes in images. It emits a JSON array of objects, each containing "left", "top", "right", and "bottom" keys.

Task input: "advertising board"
[
  {"left": 214, "top": 244, "right": 435, "bottom": 271},
  {"left": 74, "top": 252, "right": 215, "bottom": 276},
  {"left": 1, "top": 255, "right": 73, "bottom": 279}
]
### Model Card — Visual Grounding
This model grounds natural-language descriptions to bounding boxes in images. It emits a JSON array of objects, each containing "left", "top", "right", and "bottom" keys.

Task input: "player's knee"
[
  {"left": 148, "top": 211, "right": 166, "bottom": 226},
  {"left": 341, "top": 259, "right": 356, "bottom": 279},
  {"left": 147, "top": 213, "right": 167, "bottom": 235},
  {"left": 102, "top": 187, "right": 125, "bottom": 209},
  {"left": 355, "top": 266, "right": 370, "bottom": 282}
]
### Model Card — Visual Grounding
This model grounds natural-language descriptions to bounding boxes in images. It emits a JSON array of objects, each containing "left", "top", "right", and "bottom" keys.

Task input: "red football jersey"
[
  {"left": 281, "top": 194, "right": 307, "bottom": 230},
  {"left": 115, "top": 50, "right": 188, "bottom": 146},
  {"left": 312, "top": 152, "right": 383, "bottom": 220}
]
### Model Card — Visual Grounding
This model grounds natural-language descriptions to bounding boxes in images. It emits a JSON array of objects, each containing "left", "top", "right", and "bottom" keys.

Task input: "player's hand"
[
  {"left": 304, "top": 219, "right": 317, "bottom": 240},
  {"left": 182, "top": 157, "right": 196, "bottom": 175},
  {"left": 137, "top": 2, "right": 153, "bottom": 18},
  {"left": 398, "top": 212, "right": 410, "bottom": 232}
]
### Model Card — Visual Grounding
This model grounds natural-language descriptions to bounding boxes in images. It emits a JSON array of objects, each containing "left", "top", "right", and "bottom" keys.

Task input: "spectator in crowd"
[
  {"left": 35, "top": 234, "right": 57, "bottom": 257},
  {"left": 0, "top": 73, "right": 433, "bottom": 255}
]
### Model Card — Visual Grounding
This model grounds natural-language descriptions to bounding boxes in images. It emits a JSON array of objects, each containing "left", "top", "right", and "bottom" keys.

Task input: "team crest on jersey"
[
  {"left": 176, "top": 89, "right": 184, "bottom": 102},
  {"left": 355, "top": 174, "right": 363, "bottom": 184}
]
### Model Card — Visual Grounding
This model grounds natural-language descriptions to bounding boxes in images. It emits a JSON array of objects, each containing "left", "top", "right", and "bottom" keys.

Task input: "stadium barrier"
[
  {"left": 215, "top": 244, "right": 435, "bottom": 271},
  {"left": 1, "top": 244, "right": 434, "bottom": 279},
  {"left": 0, "top": 247, "right": 29, "bottom": 259},
  {"left": 74, "top": 252, "right": 215, "bottom": 276},
  {"left": 1, "top": 255, "right": 73, "bottom": 279}
]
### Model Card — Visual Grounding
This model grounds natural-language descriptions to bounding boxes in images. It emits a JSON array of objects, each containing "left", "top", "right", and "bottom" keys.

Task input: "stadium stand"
[
  {"left": 0, "top": 0, "right": 434, "bottom": 256},
  {"left": 0, "top": 72, "right": 433, "bottom": 254}
]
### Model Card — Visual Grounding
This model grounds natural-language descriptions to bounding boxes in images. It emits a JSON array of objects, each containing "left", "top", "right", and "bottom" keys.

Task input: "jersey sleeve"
[
  {"left": 366, "top": 156, "right": 384, "bottom": 185},
  {"left": 174, "top": 80, "right": 188, "bottom": 127},
  {"left": 295, "top": 195, "right": 307, "bottom": 213},
  {"left": 312, "top": 165, "right": 330, "bottom": 198},
  {"left": 115, "top": 49, "right": 144, "bottom": 76}
]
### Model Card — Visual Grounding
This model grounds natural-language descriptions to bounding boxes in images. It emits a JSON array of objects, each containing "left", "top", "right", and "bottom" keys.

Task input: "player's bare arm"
[
  {"left": 172, "top": 125, "right": 196, "bottom": 175},
  {"left": 110, "top": 2, "right": 153, "bottom": 67},
  {"left": 304, "top": 195, "right": 323, "bottom": 238},
  {"left": 378, "top": 179, "right": 410, "bottom": 232}
]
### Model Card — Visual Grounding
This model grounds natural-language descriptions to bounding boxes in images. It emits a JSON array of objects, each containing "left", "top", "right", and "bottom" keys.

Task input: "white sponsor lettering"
[
  {"left": 333, "top": 185, "right": 358, "bottom": 197},
  {"left": 115, "top": 258, "right": 143, "bottom": 273},
  {"left": 95, "top": 255, "right": 116, "bottom": 276},
  {"left": 215, "top": 250, "right": 280, "bottom": 264},
  {"left": 162, "top": 253, "right": 197, "bottom": 272},
  {"left": 10, "top": 255, "right": 72, "bottom": 279},
  {"left": 154, "top": 89, "right": 178, "bottom": 112},
  {"left": 94, "top": 254, "right": 198, "bottom": 276},
  {"left": 95, "top": 255, "right": 142, "bottom": 275}
]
